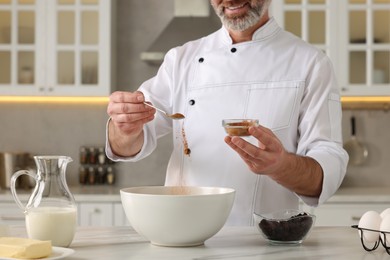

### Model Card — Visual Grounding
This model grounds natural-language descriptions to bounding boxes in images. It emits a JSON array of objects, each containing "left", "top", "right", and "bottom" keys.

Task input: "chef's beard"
[{"left": 212, "top": 0, "right": 271, "bottom": 31}]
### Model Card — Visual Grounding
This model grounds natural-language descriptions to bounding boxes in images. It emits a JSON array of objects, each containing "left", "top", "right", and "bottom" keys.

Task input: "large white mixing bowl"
[{"left": 120, "top": 186, "right": 235, "bottom": 247}]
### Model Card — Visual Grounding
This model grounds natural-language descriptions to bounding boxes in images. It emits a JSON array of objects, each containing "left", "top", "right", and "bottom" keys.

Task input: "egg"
[
  {"left": 358, "top": 211, "right": 381, "bottom": 243},
  {"left": 380, "top": 208, "right": 390, "bottom": 219},
  {"left": 380, "top": 214, "right": 390, "bottom": 245}
]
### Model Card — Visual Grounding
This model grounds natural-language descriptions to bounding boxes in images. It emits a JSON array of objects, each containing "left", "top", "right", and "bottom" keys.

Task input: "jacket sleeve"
[
  {"left": 296, "top": 54, "right": 349, "bottom": 206},
  {"left": 105, "top": 50, "right": 177, "bottom": 162}
]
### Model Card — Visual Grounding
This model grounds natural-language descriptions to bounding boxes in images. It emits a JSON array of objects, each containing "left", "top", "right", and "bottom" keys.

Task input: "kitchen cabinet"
[
  {"left": 0, "top": 202, "right": 24, "bottom": 225},
  {"left": 303, "top": 203, "right": 389, "bottom": 226},
  {"left": 272, "top": 0, "right": 390, "bottom": 96},
  {"left": 113, "top": 203, "right": 129, "bottom": 226},
  {"left": 0, "top": 0, "right": 114, "bottom": 97},
  {"left": 78, "top": 202, "right": 129, "bottom": 227},
  {"left": 78, "top": 202, "right": 114, "bottom": 226},
  {"left": 0, "top": 197, "right": 128, "bottom": 227},
  {"left": 0, "top": 186, "right": 126, "bottom": 227}
]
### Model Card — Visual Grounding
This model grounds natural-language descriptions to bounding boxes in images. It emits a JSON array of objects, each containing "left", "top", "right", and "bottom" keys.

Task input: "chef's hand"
[
  {"left": 107, "top": 91, "right": 155, "bottom": 157},
  {"left": 224, "top": 125, "right": 323, "bottom": 197},
  {"left": 224, "top": 125, "right": 288, "bottom": 177}
]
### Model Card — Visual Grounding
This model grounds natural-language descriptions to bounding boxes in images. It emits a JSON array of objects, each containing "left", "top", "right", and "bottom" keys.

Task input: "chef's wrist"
[{"left": 108, "top": 119, "right": 144, "bottom": 157}]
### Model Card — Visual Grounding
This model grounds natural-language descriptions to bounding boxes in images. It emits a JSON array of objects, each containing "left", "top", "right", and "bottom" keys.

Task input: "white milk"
[{"left": 26, "top": 206, "right": 77, "bottom": 247}]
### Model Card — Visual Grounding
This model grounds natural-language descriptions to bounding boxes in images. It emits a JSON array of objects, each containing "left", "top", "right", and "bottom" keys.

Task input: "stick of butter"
[{"left": 0, "top": 237, "right": 52, "bottom": 259}]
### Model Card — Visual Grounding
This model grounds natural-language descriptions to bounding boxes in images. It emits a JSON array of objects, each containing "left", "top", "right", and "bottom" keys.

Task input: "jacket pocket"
[{"left": 245, "top": 81, "right": 302, "bottom": 131}]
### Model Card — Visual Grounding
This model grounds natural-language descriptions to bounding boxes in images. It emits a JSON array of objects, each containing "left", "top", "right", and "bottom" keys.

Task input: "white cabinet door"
[
  {"left": 0, "top": 0, "right": 113, "bottom": 97},
  {"left": 309, "top": 203, "right": 389, "bottom": 226},
  {"left": 0, "top": 203, "right": 25, "bottom": 225},
  {"left": 78, "top": 203, "right": 113, "bottom": 226},
  {"left": 113, "top": 203, "right": 129, "bottom": 226},
  {"left": 44, "top": 0, "right": 113, "bottom": 97},
  {"left": 272, "top": 0, "right": 390, "bottom": 96},
  {"left": 0, "top": 0, "right": 40, "bottom": 96}
]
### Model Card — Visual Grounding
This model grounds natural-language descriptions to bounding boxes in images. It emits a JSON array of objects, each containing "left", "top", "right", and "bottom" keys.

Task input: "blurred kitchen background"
[{"left": 0, "top": 0, "right": 389, "bottom": 189}]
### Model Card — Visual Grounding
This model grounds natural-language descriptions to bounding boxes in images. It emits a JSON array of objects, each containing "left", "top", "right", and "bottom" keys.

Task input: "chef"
[{"left": 106, "top": 0, "right": 349, "bottom": 225}]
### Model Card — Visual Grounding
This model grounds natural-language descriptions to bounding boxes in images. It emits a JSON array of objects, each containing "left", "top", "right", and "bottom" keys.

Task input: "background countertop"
[{"left": 2, "top": 186, "right": 390, "bottom": 203}]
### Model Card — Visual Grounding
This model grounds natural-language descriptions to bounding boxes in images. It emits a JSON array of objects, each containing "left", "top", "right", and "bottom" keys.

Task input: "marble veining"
[{"left": 9, "top": 225, "right": 389, "bottom": 260}]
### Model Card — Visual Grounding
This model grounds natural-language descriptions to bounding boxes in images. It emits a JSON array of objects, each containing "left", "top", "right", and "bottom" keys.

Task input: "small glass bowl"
[
  {"left": 222, "top": 119, "right": 259, "bottom": 136},
  {"left": 253, "top": 209, "right": 316, "bottom": 245}
]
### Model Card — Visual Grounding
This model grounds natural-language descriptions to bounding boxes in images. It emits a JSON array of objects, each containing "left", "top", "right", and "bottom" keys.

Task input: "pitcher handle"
[{"left": 10, "top": 170, "right": 36, "bottom": 213}]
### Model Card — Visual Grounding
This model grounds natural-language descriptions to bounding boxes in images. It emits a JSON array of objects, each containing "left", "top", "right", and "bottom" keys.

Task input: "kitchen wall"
[
  {"left": 341, "top": 110, "right": 390, "bottom": 188},
  {"left": 0, "top": 0, "right": 389, "bottom": 189},
  {"left": 0, "top": 0, "right": 174, "bottom": 188}
]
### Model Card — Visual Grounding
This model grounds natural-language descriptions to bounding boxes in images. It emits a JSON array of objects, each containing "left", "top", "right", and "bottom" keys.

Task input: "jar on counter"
[
  {"left": 88, "top": 147, "right": 97, "bottom": 164},
  {"left": 97, "top": 166, "right": 105, "bottom": 184},
  {"left": 106, "top": 167, "right": 115, "bottom": 185},
  {"left": 80, "top": 147, "right": 88, "bottom": 164},
  {"left": 97, "top": 147, "right": 106, "bottom": 165},
  {"left": 88, "top": 167, "right": 96, "bottom": 185},
  {"left": 79, "top": 165, "right": 87, "bottom": 185}
]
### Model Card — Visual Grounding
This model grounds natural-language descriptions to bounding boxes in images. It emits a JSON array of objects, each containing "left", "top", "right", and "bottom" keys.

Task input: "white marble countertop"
[{"left": 9, "top": 225, "right": 390, "bottom": 260}]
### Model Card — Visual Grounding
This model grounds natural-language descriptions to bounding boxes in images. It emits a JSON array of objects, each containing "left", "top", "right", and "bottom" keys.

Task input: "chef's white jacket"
[{"left": 106, "top": 17, "right": 348, "bottom": 226}]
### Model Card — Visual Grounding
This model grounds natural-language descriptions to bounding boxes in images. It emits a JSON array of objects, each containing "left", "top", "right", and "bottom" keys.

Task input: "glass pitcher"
[{"left": 10, "top": 156, "right": 77, "bottom": 247}]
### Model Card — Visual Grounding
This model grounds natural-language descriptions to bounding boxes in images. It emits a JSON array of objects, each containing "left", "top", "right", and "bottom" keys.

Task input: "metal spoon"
[{"left": 144, "top": 102, "right": 185, "bottom": 120}]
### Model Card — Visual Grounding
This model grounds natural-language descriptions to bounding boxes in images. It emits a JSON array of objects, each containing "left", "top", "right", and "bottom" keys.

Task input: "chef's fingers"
[
  {"left": 110, "top": 109, "right": 155, "bottom": 124},
  {"left": 224, "top": 136, "right": 269, "bottom": 171},
  {"left": 109, "top": 91, "right": 144, "bottom": 104},
  {"left": 225, "top": 136, "right": 268, "bottom": 161},
  {"left": 249, "top": 125, "right": 281, "bottom": 152},
  {"left": 108, "top": 100, "right": 154, "bottom": 116},
  {"left": 110, "top": 111, "right": 155, "bottom": 136}
]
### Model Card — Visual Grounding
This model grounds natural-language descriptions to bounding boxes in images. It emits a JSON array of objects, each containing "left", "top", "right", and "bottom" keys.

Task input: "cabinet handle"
[
  {"left": 352, "top": 216, "right": 361, "bottom": 221},
  {"left": 48, "top": 87, "right": 54, "bottom": 92},
  {"left": 94, "top": 208, "right": 101, "bottom": 214},
  {"left": 39, "top": 87, "right": 45, "bottom": 91}
]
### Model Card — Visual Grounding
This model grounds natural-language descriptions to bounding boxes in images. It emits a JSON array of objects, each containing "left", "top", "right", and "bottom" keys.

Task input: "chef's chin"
[
  {"left": 212, "top": 0, "right": 271, "bottom": 32},
  {"left": 220, "top": 10, "right": 261, "bottom": 31}
]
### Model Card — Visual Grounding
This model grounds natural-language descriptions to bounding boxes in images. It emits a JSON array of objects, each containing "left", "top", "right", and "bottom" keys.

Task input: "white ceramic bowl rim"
[{"left": 120, "top": 186, "right": 235, "bottom": 197}]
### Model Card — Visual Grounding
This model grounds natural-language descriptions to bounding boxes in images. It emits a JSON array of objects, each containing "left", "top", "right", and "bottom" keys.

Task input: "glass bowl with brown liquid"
[{"left": 222, "top": 119, "right": 259, "bottom": 136}]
